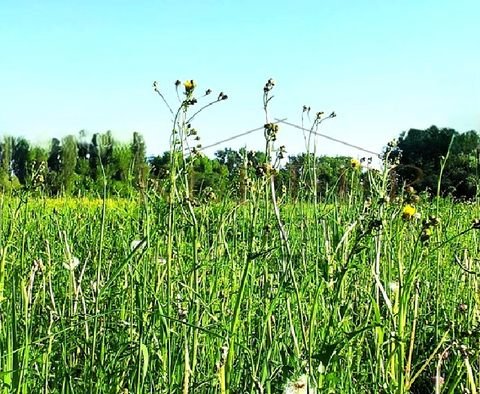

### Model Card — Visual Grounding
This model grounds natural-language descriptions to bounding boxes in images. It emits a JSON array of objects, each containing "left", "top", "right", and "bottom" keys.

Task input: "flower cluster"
[
  {"left": 256, "top": 162, "right": 276, "bottom": 177},
  {"left": 264, "top": 78, "right": 275, "bottom": 93},
  {"left": 264, "top": 123, "right": 279, "bottom": 142},
  {"left": 404, "top": 185, "right": 420, "bottom": 204}
]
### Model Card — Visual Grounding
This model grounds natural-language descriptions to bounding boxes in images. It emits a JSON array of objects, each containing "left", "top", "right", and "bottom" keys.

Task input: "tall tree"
[
  {"left": 130, "top": 132, "right": 148, "bottom": 188},
  {"left": 0, "top": 136, "right": 14, "bottom": 175},
  {"left": 28, "top": 146, "right": 48, "bottom": 189},
  {"left": 0, "top": 136, "right": 18, "bottom": 191},
  {"left": 61, "top": 135, "right": 78, "bottom": 194},
  {"left": 397, "top": 126, "right": 480, "bottom": 197},
  {"left": 47, "top": 138, "right": 62, "bottom": 172},
  {"left": 12, "top": 137, "right": 30, "bottom": 184}
]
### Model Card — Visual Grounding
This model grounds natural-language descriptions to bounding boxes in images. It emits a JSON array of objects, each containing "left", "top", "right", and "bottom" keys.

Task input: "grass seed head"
[{"left": 63, "top": 256, "right": 80, "bottom": 271}]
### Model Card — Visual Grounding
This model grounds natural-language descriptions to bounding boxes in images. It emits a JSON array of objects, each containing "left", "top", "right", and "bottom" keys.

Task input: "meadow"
[{"left": 0, "top": 80, "right": 479, "bottom": 393}]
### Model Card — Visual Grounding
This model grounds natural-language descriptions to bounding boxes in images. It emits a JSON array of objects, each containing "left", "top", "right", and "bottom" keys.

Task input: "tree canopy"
[
  {"left": 0, "top": 125, "right": 479, "bottom": 199},
  {"left": 397, "top": 125, "right": 480, "bottom": 198}
]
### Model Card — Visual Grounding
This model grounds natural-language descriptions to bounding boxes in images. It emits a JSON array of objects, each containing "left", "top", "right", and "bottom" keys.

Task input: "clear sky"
[{"left": 1, "top": 0, "right": 479, "bottom": 158}]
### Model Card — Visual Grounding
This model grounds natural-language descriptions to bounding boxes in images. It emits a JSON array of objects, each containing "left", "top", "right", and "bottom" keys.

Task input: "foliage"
[
  {"left": 1, "top": 124, "right": 479, "bottom": 201},
  {"left": 397, "top": 126, "right": 480, "bottom": 198}
]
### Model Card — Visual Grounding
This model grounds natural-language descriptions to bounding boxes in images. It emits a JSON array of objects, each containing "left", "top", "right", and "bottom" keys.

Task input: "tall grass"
[{"left": 0, "top": 80, "right": 479, "bottom": 393}]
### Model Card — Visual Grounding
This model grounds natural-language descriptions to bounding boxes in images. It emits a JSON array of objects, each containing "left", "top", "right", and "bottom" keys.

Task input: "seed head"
[
  {"left": 63, "top": 256, "right": 80, "bottom": 271},
  {"left": 410, "top": 194, "right": 421, "bottom": 203},
  {"left": 405, "top": 186, "right": 415, "bottom": 194}
]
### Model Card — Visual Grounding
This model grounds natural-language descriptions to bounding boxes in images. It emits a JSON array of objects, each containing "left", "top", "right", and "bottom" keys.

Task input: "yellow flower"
[
  {"left": 402, "top": 204, "right": 416, "bottom": 220},
  {"left": 184, "top": 80, "right": 195, "bottom": 92},
  {"left": 350, "top": 158, "right": 361, "bottom": 169}
]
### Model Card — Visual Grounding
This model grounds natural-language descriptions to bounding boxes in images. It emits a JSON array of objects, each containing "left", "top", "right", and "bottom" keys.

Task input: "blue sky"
[{"left": 1, "top": 0, "right": 479, "bottom": 158}]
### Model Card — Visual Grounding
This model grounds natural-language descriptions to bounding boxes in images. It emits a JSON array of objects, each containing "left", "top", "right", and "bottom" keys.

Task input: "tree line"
[{"left": 0, "top": 125, "right": 479, "bottom": 199}]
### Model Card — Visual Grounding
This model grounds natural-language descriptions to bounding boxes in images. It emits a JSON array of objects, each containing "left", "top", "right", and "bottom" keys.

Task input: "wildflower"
[
  {"left": 264, "top": 123, "right": 279, "bottom": 141},
  {"left": 350, "top": 158, "right": 361, "bottom": 170},
  {"left": 177, "top": 305, "right": 188, "bottom": 322},
  {"left": 284, "top": 374, "right": 316, "bottom": 394},
  {"left": 420, "top": 227, "right": 432, "bottom": 243},
  {"left": 472, "top": 219, "right": 480, "bottom": 229},
  {"left": 184, "top": 79, "right": 195, "bottom": 92},
  {"left": 63, "top": 256, "right": 80, "bottom": 271},
  {"left": 402, "top": 204, "right": 416, "bottom": 220}
]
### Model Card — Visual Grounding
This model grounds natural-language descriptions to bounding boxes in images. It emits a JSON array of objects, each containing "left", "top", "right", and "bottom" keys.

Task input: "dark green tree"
[
  {"left": 130, "top": 132, "right": 148, "bottom": 189},
  {"left": 12, "top": 137, "right": 30, "bottom": 184},
  {"left": 397, "top": 126, "right": 479, "bottom": 197},
  {"left": 149, "top": 152, "right": 171, "bottom": 180},
  {"left": 61, "top": 135, "right": 78, "bottom": 194},
  {"left": 0, "top": 136, "right": 20, "bottom": 191},
  {"left": 189, "top": 154, "right": 228, "bottom": 196}
]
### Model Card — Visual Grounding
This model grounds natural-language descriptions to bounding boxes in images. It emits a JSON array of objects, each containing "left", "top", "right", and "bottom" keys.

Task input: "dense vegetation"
[
  {"left": 0, "top": 80, "right": 479, "bottom": 393},
  {"left": 0, "top": 124, "right": 479, "bottom": 200}
]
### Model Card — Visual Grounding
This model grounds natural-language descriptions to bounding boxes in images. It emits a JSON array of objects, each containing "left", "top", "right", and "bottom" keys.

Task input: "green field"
[
  {"left": 0, "top": 180, "right": 479, "bottom": 393},
  {"left": 1, "top": 82, "right": 479, "bottom": 393}
]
